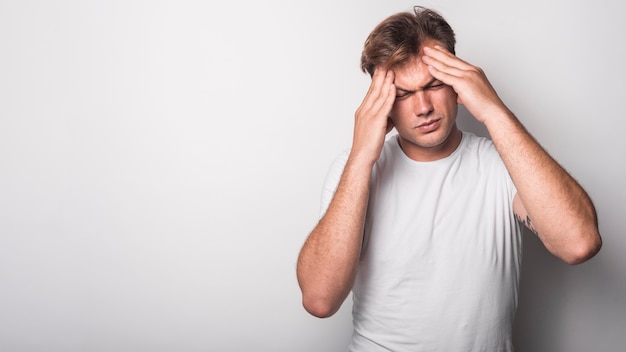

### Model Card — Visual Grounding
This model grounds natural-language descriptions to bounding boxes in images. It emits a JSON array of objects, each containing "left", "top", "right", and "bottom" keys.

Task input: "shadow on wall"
[
  {"left": 513, "top": 228, "right": 570, "bottom": 351},
  {"left": 512, "top": 228, "right": 622, "bottom": 352},
  {"left": 456, "top": 105, "right": 619, "bottom": 351},
  {"left": 456, "top": 105, "right": 489, "bottom": 139}
]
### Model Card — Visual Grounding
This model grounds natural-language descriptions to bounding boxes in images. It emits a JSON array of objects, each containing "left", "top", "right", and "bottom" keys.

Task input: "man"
[{"left": 296, "top": 6, "right": 601, "bottom": 351}]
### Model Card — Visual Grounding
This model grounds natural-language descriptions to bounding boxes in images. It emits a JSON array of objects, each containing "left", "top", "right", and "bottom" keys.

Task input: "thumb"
[{"left": 386, "top": 117, "right": 395, "bottom": 134}]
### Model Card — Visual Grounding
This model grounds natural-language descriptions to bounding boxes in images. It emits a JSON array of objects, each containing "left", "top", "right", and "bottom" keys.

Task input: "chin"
[{"left": 413, "top": 132, "right": 450, "bottom": 148}]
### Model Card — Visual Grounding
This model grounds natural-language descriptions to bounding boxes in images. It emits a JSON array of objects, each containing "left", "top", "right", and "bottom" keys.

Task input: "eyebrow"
[{"left": 395, "top": 77, "right": 440, "bottom": 93}]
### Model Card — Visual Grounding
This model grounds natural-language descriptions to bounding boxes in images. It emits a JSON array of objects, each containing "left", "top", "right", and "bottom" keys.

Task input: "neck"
[{"left": 398, "top": 126, "right": 463, "bottom": 162}]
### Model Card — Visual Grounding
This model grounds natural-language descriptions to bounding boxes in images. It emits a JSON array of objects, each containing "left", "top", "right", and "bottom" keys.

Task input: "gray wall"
[{"left": 1, "top": 0, "right": 623, "bottom": 351}]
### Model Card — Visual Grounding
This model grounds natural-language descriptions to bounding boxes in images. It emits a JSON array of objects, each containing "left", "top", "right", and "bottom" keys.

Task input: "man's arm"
[
  {"left": 422, "top": 46, "right": 601, "bottom": 264},
  {"left": 296, "top": 69, "right": 396, "bottom": 318}
]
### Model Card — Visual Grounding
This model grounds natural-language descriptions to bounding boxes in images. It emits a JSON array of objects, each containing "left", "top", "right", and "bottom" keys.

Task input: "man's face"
[{"left": 389, "top": 41, "right": 460, "bottom": 161}]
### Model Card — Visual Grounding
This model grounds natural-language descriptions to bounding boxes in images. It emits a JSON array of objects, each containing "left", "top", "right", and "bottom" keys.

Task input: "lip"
[{"left": 417, "top": 118, "right": 441, "bottom": 132}]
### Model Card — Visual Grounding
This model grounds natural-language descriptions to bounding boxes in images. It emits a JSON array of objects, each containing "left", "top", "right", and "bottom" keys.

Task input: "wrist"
[
  {"left": 347, "top": 148, "right": 378, "bottom": 171},
  {"left": 481, "top": 105, "right": 516, "bottom": 131}
]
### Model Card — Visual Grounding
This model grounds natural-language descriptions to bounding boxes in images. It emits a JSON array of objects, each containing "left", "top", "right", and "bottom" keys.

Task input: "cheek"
[
  {"left": 441, "top": 87, "right": 458, "bottom": 101},
  {"left": 432, "top": 90, "right": 458, "bottom": 110},
  {"left": 390, "top": 100, "right": 410, "bottom": 118}
]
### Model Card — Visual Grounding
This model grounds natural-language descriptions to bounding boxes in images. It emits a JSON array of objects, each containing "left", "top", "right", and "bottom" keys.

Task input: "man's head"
[
  {"left": 360, "top": 7, "right": 461, "bottom": 161},
  {"left": 360, "top": 6, "right": 456, "bottom": 76}
]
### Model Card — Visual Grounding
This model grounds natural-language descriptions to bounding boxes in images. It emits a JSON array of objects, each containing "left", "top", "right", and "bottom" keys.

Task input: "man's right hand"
[{"left": 351, "top": 68, "right": 396, "bottom": 165}]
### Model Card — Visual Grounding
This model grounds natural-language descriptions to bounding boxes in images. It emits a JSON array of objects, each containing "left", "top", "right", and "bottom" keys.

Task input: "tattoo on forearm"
[{"left": 515, "top": 213, "right": 539, "bottom": 236}]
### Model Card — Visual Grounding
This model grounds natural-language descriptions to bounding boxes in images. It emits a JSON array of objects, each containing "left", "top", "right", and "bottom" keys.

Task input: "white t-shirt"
[{"left": 320, "top": 132, "right": 522, "bottom": 352}]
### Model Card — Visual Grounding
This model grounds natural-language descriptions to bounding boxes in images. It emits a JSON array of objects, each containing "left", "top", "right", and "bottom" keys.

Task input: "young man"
[{"left": 297, "top": 6, "right": 601, "bottom": 351}]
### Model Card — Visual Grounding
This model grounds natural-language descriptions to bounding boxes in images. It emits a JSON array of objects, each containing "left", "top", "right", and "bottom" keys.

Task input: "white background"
[{"left": 1, "top": 1, "right": 624, "bottom": 351}]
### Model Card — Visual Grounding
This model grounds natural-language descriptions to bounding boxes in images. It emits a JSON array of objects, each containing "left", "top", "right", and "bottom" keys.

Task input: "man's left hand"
[{"left": 422, "top": 45, "right": 509, "bottom": 124}]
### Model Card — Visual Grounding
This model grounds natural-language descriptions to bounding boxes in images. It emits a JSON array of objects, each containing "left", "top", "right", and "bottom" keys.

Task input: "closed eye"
[
  {"left": 395, "top": 91, "right": 413, "bottom": 100},
  {"left": 425, "top": 83, "right": 446, "bottom": 90}
]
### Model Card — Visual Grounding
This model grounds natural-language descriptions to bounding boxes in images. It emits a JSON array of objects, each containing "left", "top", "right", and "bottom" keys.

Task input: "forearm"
[
  {"left": 421, "top": 45, "right": 600, "bottom": 262},
  {"left": 297, "top": 68, "right": 396, "bottom": 317},
  {"left": 484, "top": 108, "right": 601, "bottom": 263},
  {"left": 297, "top": 154, "right": 373, "bottom": 317}
]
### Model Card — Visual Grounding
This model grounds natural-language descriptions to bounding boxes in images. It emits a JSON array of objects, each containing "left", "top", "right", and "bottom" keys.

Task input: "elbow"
[
  {"left": 301, "top": 294, "right": 341, "bottom": 319},
  {"left": 561, "top": 230, "right": 602, "bottom": 265},
  {"left": 297, "top": 267, "right": 350, "bottom": 318}
]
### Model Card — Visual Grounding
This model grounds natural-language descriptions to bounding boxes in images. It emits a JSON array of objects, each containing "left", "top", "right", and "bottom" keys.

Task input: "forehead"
[
  {"left": 392, "top": 56, "right": 432, "bottom": 89},
  {"left": 392, "top": 39, "right": 444, "bottom": 89}
]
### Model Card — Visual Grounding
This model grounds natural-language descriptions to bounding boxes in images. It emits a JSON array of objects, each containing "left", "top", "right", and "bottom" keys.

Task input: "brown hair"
[{"left": 360, "top": 6, "right": 456, "bottom": 76}]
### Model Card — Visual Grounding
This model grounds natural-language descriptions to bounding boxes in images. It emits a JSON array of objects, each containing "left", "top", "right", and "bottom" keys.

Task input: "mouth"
[{"left": 417, "top": 118, "right": 441, "bottom": 132}]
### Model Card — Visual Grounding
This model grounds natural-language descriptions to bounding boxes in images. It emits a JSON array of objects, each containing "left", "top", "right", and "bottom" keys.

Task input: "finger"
[
  {"left": 421, "top": 53, "right": 467, "bottom": 81},
  {"left": 418, "top": 57, "right": 464, "bottom": 93},
  {"left": 373, "top": 71, "right": 396, "bottom": 117},
  {"left": 385, "top": 117, "right": 395, "bottom": 134},
  {"left": 380, "top": 71, "right": 396, "bottom": 116},
  {"left": 425, "top": 63, "right": 458, "bottom": 86},
  {"left": 367, "top": 68, "right": 387, "bottom": 94},
  {"left": 423, "top": 45, "right": 473, "bottom": 71},
  {"left": 359, "top": 68, "right": 390, "bottom": 112},
  {"left": 363, "top": 70, "right": 395, "bottom": 116},
  {"left": 367, "top": 68, "right": 391, "bottom": 101}
]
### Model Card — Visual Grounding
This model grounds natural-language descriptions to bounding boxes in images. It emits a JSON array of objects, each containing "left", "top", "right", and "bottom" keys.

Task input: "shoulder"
[
  {"left": 326, "top": 135, "right": 400, "bottom": 182},
  {"left": 460, "top": 131, "right": 517, "bottom": 196},
  {"left": 459, "top": 132, "right": 502, "bottom": 164},
  {"left": 461, "top": 131, "right": 496, "bottom": 152}
]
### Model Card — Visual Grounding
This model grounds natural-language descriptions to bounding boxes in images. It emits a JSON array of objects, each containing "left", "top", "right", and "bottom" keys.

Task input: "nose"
[{"left": 413, "top": 91, "right": 434, "bottom": 117}]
